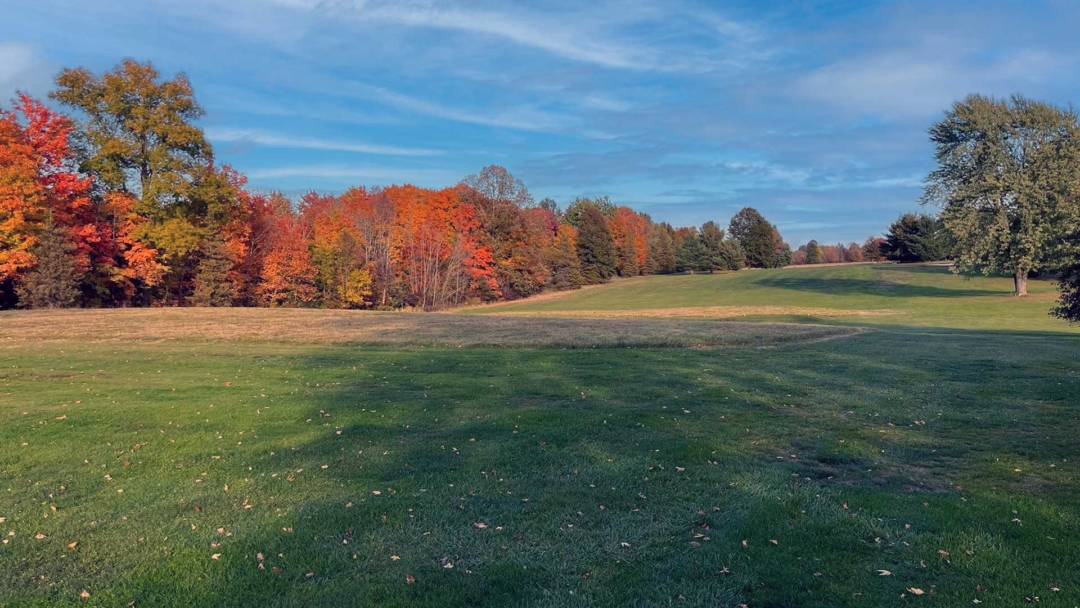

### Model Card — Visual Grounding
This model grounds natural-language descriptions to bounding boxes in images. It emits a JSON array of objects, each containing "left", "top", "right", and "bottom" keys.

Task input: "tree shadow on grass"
[
  {"left": 181, "top": 326, "right": 1080, "bottom": 606},
  {"left": 751, "top": 276, "right": 1006, "bottom": 298},
  {"left": 32, "top": 327, "right": 1079, "bottom": 607}
]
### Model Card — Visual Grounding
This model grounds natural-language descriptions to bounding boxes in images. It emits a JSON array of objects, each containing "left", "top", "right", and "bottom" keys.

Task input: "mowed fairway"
[
  {"left": 465, "top": 263, "right": 1068, "bottom": 332},
  {"left": 1, "top": 265, "right": 1079, "bottom": 607}
]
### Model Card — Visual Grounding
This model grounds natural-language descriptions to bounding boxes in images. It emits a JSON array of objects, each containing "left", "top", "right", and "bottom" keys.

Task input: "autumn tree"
[
  {"left": 862, "top": 236, "right": 885, "bottom": 261},
  {"left": 258, "top": 206, "right": 317, "bottom": 307},
  {"left": 52, "top": 60, "right": 244, "bottom": 303},
  {"left": 846, "top": 242, "right": 863, "bottom": 263},
  {"left": 1, "top": 94, "right": 106, "bottom": 304},
  {"left": 459, "top": 166, "right": 545, "bottom": 299},
  {"left": 923, "top": 94, "right": 1080, "bottom": 296},
  {"left": 805, "top": 240, "right": 823, "bottom": 264},
  {"left": 576, "top": 205, "right": 616, "bottom": 284}
]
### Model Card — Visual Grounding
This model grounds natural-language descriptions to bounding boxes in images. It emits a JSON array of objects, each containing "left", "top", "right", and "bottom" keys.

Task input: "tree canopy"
[
  {"left": 728, "top": 207, "right": 784, "bottom": 268},
  {"left": 922, "top": 94, "right": 1080, "bottom": 296},
  {"left": 882, "top": 213, "right": 948, "bottom": 263}
]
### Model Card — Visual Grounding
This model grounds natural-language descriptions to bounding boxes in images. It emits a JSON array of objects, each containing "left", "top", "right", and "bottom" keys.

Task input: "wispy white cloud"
[
  {"left": 352, "top": 2, "right": 653, "bottom": 70},
  {"left": 353, "top": 84, "right": 567, "bottom": 131},
  {"left": 185, "top": 0, "right": 765, "bottom": 74},
  {"left": 205, "top": 127, "right": 442, "bottom": 156}
]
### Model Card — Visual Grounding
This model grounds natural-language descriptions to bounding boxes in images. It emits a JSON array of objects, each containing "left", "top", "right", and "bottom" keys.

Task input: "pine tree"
[
  {"left": 548, "top": 232, "right": 584, "bottom": 290},
  {"left": 882, "top": 213, "right": 947, "bottom": 263},
  {"left": 615, "top": 228, "right": 640, "bottom": 277},
  {"left": 191, "top": 236, "right": 236, "bottom": 307},
  {"left": 675, "top": 229, "right": 706, "bottom": 273},
  {"left": 17, "top": 218, "right": 80, "bottom": 309},
  {"left": 774, "top": 242, "right": 793, "bottom": 267},
  {"left": 645, "top": 225, "right": 676, "bottom": 274},
  {"left": 718, "top": 238, "right": 746, "bottom": 270},
  {"left": 576, "top": 206, "right": 616, "bottom": 284}
]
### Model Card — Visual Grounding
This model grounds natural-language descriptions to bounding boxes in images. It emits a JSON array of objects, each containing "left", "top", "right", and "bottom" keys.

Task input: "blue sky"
[{"left": 3, "top": 0, "right": 1079, "bottom": 245}]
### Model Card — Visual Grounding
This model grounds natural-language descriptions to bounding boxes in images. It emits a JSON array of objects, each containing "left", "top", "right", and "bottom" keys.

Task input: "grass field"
[
  {"left": 465, "top": 263, "right": 1071, "bottom": 332},
  {"left": 1, "top": 264, "right": 1078, "bottom": 607}
]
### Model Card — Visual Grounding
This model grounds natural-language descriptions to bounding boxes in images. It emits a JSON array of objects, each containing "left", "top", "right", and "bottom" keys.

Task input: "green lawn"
[
  {"left": 1, "top": 265, "right": 1078, "bottom": 607},
  {"left": 466, "top": 263, "right": 1072, "bottom": 332}
]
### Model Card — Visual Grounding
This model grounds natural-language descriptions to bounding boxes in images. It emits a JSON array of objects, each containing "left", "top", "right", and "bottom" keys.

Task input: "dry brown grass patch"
[{"left": 0, "top": 308, "right": 859, "bottom": 349}]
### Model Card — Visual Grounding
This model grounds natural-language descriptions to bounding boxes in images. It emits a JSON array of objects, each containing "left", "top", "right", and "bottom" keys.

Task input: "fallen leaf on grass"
[
  {"left": 34, "top": 533, "right": 46, "bottom": 540},
  {"left": 405, "top": 574, "right": 415, "bottom": 584},
  {"left": 878, "top": 570, "right": 892, "bottom": 576},
  {"left": 390, "top": 555, "right": 400, "bottom": 561},
  {"left": 211, "top": 554, "right": 221, "bottom": 560},
  {"left": 68, "top": 541, "right": 77, "bottom": 549},
  {"left": 79, "top": 590, "right": 90, "bottom": 598},
  {"left": 908, "top": 588, "right": 925, "bottom": 595}
]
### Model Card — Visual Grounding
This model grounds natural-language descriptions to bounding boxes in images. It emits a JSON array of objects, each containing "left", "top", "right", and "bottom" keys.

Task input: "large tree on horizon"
[
  {"left": 728, "top": 207, "right": 783, "bottom": 268},
  {"left": 923, "top": 94, "right": 1080, "bottom": 296}
]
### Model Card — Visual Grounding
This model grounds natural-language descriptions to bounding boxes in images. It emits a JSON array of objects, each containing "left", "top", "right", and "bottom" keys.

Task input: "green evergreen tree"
[
  {"left": 774, "top": 242, "right": 793, "bottom": 267},
  {"left": 728, "top": 207, "right": 783, "bottom": 268},
  {"left": 615, "top": 229, "right": 640, "bottom": 277},
  {"left": 191, "top": 236, "right": 236, "bottom": 306},
  {"left": 17, "top": 218, "right": 81, "bottom": 309},
  {"left": 718, "top": 238, "right": 746, "bottom": 270},
  {"left": 645, "top": 224, "right": 677, "bottom": 274},
  {"left": 675, "top": 229, "right": 706, "bottom": 273},
  {"left": 882, "top": 213, "right": 947, "bottom": 263},
  {"left": 805, "top": 240, "right": 823, "bottom": 264},
  {"left": 576, "top": 206, "right": 616, "bottom": 284},
  {"left": 548, "top": 232, "right": 584, "bottom": 290}
]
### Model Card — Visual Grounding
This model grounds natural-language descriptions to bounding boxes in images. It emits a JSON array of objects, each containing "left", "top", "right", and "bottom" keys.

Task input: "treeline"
[
  {"left": 792, "top": 213, "right": 946, "bottom": 266},
  {"left": 0, "top": 60, "right": 789, "bottom": 311},
  {"left": 792, "top": 237, "right": 885, "bottom": 265}
]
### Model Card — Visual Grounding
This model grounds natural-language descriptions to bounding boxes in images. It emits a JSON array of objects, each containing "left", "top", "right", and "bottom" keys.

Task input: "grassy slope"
[
  {"left": 465, "top": 264, "right": 1072, "bottom": 332},
  {"left": 1, "top": 265, "right": 1078, "bottom": 607}
]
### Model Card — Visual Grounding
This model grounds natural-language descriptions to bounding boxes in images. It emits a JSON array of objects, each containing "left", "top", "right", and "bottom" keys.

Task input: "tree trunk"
[{"left": 1014, "top": 270, "right": 1028, "bottom": 297}]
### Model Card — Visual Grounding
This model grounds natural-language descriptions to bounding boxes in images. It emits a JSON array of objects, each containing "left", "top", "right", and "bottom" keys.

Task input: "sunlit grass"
[
  {"left": 466, "top": 264, "right": 1074, "bottom": 333},
  {"left": 1, "top": 265, "right": 1078, "bottom": 606}
]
